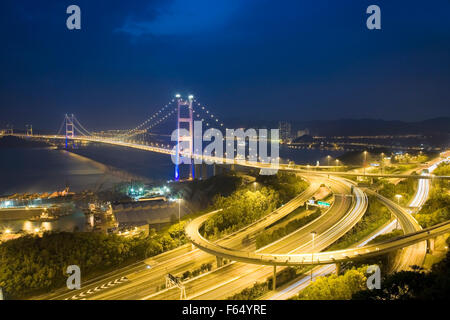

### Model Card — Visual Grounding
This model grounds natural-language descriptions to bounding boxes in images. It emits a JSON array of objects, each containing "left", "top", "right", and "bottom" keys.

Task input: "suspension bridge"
[{"left": 5, "top": 94, "right": 450, "bottom": 181}]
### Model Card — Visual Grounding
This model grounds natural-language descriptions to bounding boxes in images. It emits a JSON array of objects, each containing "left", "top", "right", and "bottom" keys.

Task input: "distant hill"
[
  {"left": 297, "top": 118, "right": 450, "bottom": 136},
  {"left": 223, "top": 117, "right": 450, "bottom": 137}
]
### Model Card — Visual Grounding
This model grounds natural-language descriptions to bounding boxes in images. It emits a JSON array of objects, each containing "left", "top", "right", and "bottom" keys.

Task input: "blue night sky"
[{"left": 0, "top": 0, "right": 449, "bottom": 130}]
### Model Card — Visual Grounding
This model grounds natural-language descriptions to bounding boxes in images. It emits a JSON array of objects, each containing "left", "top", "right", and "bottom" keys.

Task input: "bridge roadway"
[{"left": 12, "top": 134, "right": 450, "bottom": 180}]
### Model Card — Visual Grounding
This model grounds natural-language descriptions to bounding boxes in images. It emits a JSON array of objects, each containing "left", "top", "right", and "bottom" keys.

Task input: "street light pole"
[
  {"left": 310, "top": 231, "right": 316, "bottom": 282},
  {"left": 394, "top": 194, "right": 402, "bottom": 229},
  {"left": 363, "top": 151, "right": 368, "bottom": 176},
  {"left": 178, "top": 198, "right": 181, "bottom": 223}
]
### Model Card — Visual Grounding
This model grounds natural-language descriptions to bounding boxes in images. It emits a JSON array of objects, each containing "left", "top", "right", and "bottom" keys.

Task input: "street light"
[
  {"left": 178, "top": 198, "right": 182, "bottom": 223},
  {"left": 395, "top": 194, "right": 402, "bottom": 205},
  {"left": 253, "top": 182, "right": 257, "bottom": 192},
  {"left": 310, "top": 231, "right": 317, "bottom": 282},
  {"left": 380, "top": 152, "right": 385, "bottom": 174},
  {"left": 327, "top": 155, "right": 331, "bottom": 167},
  {"left": 363, "top": 151, "right": 368, "bottom": 176}
]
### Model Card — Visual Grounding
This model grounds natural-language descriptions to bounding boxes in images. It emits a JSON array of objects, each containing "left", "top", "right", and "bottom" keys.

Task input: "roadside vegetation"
[
  {"left": 255, "top": 208, "right": 321, "bottom": 249},
  {"left": 0, "top": 173, "right": 243, "bottom": 299},
  {"left": 433, "top": 162, "right": 450, "bottom": 189},
  {"left": 227, "top": 267, "right": 304, "bottom": 300},
  {"left": 377, "top": 178, "right": 417, "bottom": 205},
  {"left": 325, "top": 196, "right": 391, "bottom": 251},
  {"left": 181, "top": 262, "right": 213, "bottom": 281},
  {"left": 415, "top": 162, "right": 450, "bottom": 228},
  {"left": 291, "top": 266, "right": 368, "bottom": 300},
  {"left": 202, "top": 172, "right": 309, "bottom": 239},
  {"left": 0, "top": 224, "right": 184, "bottom": 299},
  {"left": 416, "top": 189, "right": 450, "bottom": 228},
  {"left": 352, "top": 238, "right": 450, "bottom": 300},
  {"left": 368, "top": 229, "right": 403, "bottom": 244},
  {"left": 290, "top": 238, "right": 450, "bottom": 300}
]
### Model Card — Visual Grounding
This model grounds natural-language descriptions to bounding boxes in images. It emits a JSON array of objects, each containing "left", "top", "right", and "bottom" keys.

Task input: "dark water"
[
  {"left": 0, "top": 144, "right": 342, "bottom": 232},
  {"left": 0, "top": 145, "right": 343, "bottom": 195},
  {"left": 0, "top": 210, "right": 87, "bottom": 233}
]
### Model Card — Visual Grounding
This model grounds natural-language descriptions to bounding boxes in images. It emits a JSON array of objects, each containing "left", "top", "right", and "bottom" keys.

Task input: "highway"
[
  {"left": 71, "top": 175, "right": 357, "bottom": 300},
  {"left": 143, "top": 177, "right": 364, "bottom": 300},
  {"left": 267, "top": 220, "right": 398, "bottom": 300},
  {"left": 42, "top": 175, "right": 323, "bottom": 300},
  {"left": 267, "top": 158, "right": 445, "bottom": 300},
  {"left": 365, "top": 189, "right": 426, "bottom": 272}
]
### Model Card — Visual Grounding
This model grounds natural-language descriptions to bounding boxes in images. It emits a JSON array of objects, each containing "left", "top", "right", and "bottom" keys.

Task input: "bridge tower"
[
  {"left": 26, "top": 124, "right": 33, "bottom": 136},
  {"left": 175, "top": 94, "right": 194, "bottom": 181},
  {"left": 65, "top": 114, "right": 75, "bottom": 148}
]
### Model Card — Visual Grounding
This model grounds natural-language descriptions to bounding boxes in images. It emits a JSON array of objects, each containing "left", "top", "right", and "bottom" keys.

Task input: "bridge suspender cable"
[
  {"left": 192, "top": 98, "right": 225, "bottom": 129},
  {"left": 117, "top": 100, "right": 176, "bottom": 139},
  {"left": 72, "top": 116, "right": 94, "bottom": 137}
]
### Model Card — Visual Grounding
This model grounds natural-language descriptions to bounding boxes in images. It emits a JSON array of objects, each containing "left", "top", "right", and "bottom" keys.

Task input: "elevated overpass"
[{"left": 184, "top": 192, "right": 449, "bottom": 267}]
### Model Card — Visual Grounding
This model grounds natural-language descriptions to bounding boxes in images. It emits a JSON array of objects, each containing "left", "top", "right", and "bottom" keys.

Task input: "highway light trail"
[
  {"left": 269, "top": 220, "right": 398, "bottom": 300},
  {"left": 410, "top": 157, "right": 449, "bottom": 208},
  {"left": 270, "top": 157, "right": 447, "bottom": 300}
]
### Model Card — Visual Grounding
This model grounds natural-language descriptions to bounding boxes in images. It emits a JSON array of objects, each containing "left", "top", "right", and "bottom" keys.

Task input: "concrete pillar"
[
  {"left": 213, "top": 164, "right": 222, "bottom": 176},
  {"left": 273, "top": 265, "right": 277, "bottom": 291},
  {"left": 335, "top": 262, "right": 341, "bottom": 275},
  {"left": 427, "top": 238, "right": 435, "bottom": 253},
  {"left": 202, "top": 163, "right": 208, "bottom": 180},
  {"left": 195, "top": 164, "right": 202, "bottom": 180},
  {"left": 216, "top": 256, "right": 223, "bottom": 268}
]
